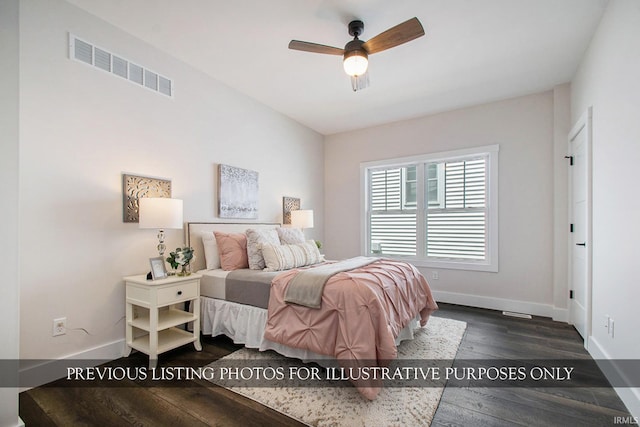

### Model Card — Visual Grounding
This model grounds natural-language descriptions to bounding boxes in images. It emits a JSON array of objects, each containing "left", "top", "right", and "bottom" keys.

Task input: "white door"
[{"left": 569, "top": 108, "right": 592, "bottom": 345}]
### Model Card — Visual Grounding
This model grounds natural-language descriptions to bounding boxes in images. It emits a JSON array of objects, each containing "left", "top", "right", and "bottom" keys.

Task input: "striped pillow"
[{"left": 262, "top": 241, "right": 324, "bottom": 272}]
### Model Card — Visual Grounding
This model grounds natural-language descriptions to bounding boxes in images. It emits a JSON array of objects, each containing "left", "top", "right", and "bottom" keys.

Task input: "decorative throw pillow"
[
  {"left": 246, "top": 228, "right": 280, "bottom": 270},
  {"left": 201, "top": 231, "right": 221, "bottom": 270},
  {"left": 262, "top": 240, "right": 324, "bottom": 272},
  {"left": 214, "top": 231, "right": 249, "bottom": 271},
  {"left": 277, "top": 227, "right": 306, "bottom": 245}
]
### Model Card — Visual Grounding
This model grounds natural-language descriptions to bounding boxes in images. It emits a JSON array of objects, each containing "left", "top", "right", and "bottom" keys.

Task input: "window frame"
[{"left": 360, "top": 144, "right": 499, "bottom": 272}]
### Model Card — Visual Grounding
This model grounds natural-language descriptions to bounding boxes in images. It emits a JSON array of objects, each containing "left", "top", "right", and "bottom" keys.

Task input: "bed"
[{"left": 186, "top": 222, "right": 438, "bottom": 399}]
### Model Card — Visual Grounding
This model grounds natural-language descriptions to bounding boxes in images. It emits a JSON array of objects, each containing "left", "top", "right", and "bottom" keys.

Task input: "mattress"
[{"left": 198, "top": 269, "right": 228, "bottom": 300}]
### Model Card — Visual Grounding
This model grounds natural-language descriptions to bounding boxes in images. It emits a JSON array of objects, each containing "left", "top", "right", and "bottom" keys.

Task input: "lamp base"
[{"left": 157, "top": 229, "right": 166, "bottom": 257}]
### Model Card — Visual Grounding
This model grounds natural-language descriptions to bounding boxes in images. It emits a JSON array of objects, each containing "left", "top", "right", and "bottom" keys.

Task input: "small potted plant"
[{"left": 166, "top": 246, "right": 195, "bottom": 276}]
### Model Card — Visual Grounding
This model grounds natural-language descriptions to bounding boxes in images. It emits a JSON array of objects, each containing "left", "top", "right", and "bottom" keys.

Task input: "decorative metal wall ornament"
[
  {"left": 122, "top": 174, "right": 171, "bottom": 223},
  {"left": 218, "top": 164, "right": 259, "bottom": 219},
  {"left": 282, "top": 197, "right": 300, "bottom": 225}
]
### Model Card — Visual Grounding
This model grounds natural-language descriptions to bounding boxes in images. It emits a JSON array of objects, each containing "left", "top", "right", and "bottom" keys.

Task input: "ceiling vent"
[{"left": 68, "top": 33, "right": 173, "bottom": 98}]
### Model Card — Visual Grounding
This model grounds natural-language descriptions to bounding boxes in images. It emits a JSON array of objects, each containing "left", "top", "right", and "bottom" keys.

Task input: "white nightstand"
[{"left": 124, "top": 273, "right": 202, "bottom": 368}]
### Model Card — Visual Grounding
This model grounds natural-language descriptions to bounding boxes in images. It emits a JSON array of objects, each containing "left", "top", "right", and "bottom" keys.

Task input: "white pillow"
[
  {"left": 201, "top": 231, "right": 221, "bottom": 270},
  {"left": 262, "top": 240, "right": 324, "bottom": 272},
  {"left": 277, "top": 227, "right": 306, "bottom": 244}
]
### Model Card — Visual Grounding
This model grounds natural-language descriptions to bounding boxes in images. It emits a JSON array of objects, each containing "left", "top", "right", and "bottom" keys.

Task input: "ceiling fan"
[{"left": 288, "top": 17, "right": 425, "bottom": 91}]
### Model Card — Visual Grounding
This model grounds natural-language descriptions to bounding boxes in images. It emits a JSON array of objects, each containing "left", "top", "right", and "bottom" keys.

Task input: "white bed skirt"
[{"left": 200, "top": 296, "right": 421, "bottom": 362}]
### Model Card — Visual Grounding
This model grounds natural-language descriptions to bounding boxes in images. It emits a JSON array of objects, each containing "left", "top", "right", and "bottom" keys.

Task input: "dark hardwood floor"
[{"left": 20, "top": 303, "right": 632, "bottom": 426}]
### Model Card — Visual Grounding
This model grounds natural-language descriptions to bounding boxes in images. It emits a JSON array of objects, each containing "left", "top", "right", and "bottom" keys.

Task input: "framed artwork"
[
  {"left": 149, "top": 257, "right": 168, "bottom": 280},
  {"left": 218, "top": 164, "right": 259, "bottom": 219},
  {"left": 282, "top": 197, "right": 300, "bottom": 225},
  {"left": 122, "top": 174, "right": 171, "bottom": 223}
]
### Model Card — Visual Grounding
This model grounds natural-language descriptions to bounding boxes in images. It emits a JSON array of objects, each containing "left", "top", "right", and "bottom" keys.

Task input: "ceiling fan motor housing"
[{"left": 344, "top": 39, "right": 367, "bottom": 56}]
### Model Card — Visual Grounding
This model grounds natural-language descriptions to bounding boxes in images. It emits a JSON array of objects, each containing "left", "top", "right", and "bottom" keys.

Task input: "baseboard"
[
  {"left": 588, "top": 336, "right": 640, "bottom": 420},
  {"left": 552, "top": 306, "right": 569, "bottom": 323},
  {"left": 433, "top": 290, "right": 567, "bottom": 321},
  {"left": 19, "top": 339, "right": 125, "bottom": 390}
]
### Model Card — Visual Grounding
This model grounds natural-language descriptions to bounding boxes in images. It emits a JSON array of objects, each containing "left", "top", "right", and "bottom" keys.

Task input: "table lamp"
[
  {"left": 291, "top": 209, "right": 314, "bottom": 230},
  {"left": 138, "top": 197, "right": 183, "bottom": 257}
]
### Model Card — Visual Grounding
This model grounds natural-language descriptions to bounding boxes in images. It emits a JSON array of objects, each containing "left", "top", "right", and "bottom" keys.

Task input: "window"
[
  {"left": 362, "top": 145, "right": 499, "bottom": 272},
  {"left": 402, "top": 166, "right": 417, "bottom": 208},
  {"left": 427, "top": 163, "right": 445, "bottom": 208}
]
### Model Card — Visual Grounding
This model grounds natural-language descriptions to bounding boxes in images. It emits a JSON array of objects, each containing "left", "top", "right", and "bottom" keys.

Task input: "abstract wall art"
[{"left": 218, "top": 164, "right": 259, "bottom": 219}]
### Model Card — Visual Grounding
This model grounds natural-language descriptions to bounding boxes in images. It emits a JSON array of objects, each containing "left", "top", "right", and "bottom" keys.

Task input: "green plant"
[{"left": 166, "top": 247, "right": 194, "bottom": 270}]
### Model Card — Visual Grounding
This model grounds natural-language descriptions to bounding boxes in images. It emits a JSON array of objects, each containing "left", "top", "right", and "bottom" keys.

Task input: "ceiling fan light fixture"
[{"left": 343, "top": 49, "right": 368, "bottom": 76}]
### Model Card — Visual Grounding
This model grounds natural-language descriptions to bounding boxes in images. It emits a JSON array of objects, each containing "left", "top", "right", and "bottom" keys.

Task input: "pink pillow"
[{"left": 214, "top": 231, "right": 249, "bottom": 271}]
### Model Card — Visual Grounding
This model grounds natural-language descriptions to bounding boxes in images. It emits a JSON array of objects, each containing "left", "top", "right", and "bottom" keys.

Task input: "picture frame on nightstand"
[{"left": 149, "top": 257, "right": 167, "bottom": 280}]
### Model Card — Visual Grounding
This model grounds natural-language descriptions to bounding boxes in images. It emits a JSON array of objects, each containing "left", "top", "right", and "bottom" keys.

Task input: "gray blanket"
[
  {"left": 226, "top": 269, "right": 280, "bottom": 309},
  {"left": 284, "top": 256, "right": 377, "bottom": 308}
]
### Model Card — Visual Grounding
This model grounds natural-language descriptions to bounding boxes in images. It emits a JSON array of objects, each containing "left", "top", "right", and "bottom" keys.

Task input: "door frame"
[{"left": 568, "top": 106, "right": 593, "bottom": 349}]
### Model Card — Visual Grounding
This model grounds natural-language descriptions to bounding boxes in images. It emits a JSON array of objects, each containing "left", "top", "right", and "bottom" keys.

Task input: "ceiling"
[{"left": 66, "top": 0, "right": 608, "bottom": 135}]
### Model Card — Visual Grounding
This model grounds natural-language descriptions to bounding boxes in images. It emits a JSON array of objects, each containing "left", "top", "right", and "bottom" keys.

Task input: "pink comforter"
[{"left": 263, "top": 258, "right": 438, "bottom": 399}]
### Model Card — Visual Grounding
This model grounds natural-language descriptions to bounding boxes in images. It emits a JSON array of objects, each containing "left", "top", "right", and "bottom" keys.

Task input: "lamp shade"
[
  {"left": 291, "top": 209, "right": 314, "bottom": 229},
  {"left": 138, "top": 198, "right": 183, "bottom": 229},
  {"left": 343, "top": 50, "right": 368, "bottom": 76}
]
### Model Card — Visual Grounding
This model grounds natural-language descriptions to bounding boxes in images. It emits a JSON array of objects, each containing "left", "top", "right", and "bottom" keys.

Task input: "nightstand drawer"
[{"left": 156, "top": 280, "right": 198, "bottom": 306}]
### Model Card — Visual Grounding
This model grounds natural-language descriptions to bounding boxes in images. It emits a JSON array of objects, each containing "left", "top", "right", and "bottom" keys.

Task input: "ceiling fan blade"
[
  {"left": 362, "top": 17, "right": 425, "bottom": 55},
  {"left": 288, "top": 40, "right": 344, "bottom": 55}
]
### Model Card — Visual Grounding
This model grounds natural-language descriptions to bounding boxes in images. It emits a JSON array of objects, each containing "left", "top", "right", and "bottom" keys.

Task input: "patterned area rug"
[{"left": 207, "top": 316, "right": 467, "bottom": 426}]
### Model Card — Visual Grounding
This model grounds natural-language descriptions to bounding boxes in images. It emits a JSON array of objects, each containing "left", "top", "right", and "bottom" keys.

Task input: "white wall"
[
  {"left": 1, "top": 0, "right": 23, "bottom": 424},
  {"left": 571, "top": 0, "right": 640, "bottom": 417},
  {"left": 325, "top": 90, "right": 570, "bottom": 318},
  {"left": 19, "top": 0, "right": 324, "bottom": 364}
]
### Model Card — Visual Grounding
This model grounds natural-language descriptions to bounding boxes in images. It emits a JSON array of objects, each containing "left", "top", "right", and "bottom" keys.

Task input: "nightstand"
[{"left": 124, "top": 273, "right": 202, "bottom": 368}]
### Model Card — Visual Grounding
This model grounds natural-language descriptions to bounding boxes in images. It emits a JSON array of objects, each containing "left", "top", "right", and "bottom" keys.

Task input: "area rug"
[{"left": 206, "top": 316, "right": 466, "bottom": 426}]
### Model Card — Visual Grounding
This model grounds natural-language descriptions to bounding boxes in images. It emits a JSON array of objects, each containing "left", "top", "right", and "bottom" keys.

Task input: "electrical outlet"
[
  {"left": 52, "top": 317, "right": 66, "bottom": 337},
  {"left": 431, "top": 271, "right": 439, "bottom": 280}
]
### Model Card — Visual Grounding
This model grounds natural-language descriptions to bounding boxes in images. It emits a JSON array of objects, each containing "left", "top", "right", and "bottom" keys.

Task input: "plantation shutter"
[
  {"left": 368, "top": 167, "right": 417, "bottom": 256},
  {"left": 426, "top": 157, "right": 487, "bottom": 260}
]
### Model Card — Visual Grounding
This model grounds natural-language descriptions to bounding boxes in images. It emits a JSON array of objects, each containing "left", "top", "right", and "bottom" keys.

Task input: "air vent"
[
  {"left": 112, "top": 56, "right": 128, "bottom": 79},
  {"left": 144, "top": 69, "right": 158, "bottom": 90},
  {"left": 74, "top": 38, "right": 92, "bottom": 64},
  {"left": 68, "top": 33, "right": 173, "bottom": 98},
  {"left": 502, "top": 311, "right": 532, "bottom": 319},
  {"left": 129, "top": 63, "right": 143, "bottom": 85},
  {"left": 94, "top": 47, "right": 111, "bottom": 72}
]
